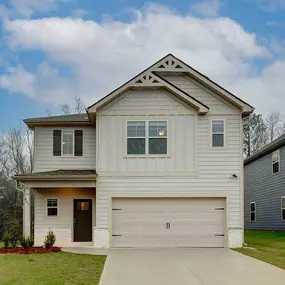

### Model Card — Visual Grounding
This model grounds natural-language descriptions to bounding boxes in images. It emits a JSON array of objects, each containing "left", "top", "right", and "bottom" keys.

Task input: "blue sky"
[{"left": 1, "top": 0, "right": 285, "bottom": 131}]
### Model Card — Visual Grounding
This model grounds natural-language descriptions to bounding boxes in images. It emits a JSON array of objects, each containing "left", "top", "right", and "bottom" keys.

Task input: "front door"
[{"left": 73, "top": 199, "right": 92, "bottom": 242}]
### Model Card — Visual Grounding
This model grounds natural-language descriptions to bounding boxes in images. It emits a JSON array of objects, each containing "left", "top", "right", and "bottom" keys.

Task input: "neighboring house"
[
  {"left": 14, "top": 54, "right": 253, "bottom": 249},
  {"left": 244, "top": 135, "right": 285, "bottom": 230}
]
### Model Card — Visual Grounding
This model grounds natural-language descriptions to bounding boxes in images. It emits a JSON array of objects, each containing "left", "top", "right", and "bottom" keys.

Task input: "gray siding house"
[{"left": 244, "top": 135, "right": 285, "bottom": 230}]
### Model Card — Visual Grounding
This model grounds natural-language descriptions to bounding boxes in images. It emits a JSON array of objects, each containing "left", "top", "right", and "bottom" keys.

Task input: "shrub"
[
  {"left": 20, "top": 236, "right": 28, "bottom": 249},
  {"left": 2, "top": 232, "right": 11, "bottom": 248},
  {"left": 27, "top": 236, "right": 34, "bottom": 247},
  {"left": 10, "top": 221, "right": 22, "bottom": 247},
  {"left": 44, "top": 230, "right": 56, "bottom": 249}
]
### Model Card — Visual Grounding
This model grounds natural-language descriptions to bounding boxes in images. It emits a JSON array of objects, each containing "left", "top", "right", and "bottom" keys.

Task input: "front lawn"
[
  {"left": 0, "top": 242, "right": 3, "bottom": 248},
  {"left": 235, "top": 230, "right": 285, "bottom": 269},
  {"left": 0, "top": 251, "right": 106, "bottom": 285}
]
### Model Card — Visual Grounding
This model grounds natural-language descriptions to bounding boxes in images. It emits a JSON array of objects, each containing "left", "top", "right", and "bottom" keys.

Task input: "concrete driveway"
[{"left": 99, "top": 248, "right": 285, "bottom": 285}]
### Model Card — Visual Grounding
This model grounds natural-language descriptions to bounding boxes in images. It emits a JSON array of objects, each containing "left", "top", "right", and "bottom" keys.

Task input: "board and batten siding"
[
  {"left": 244, "top": 145, "right": 285, "bottom": 230},
  {"left": 95, "top": 85, "right": 244, "bottom": 248},
  {"left": 34, "top": 126, "right": 96, "bottom": 172},
  {"left": 34, "top": 188, "right": 96, "bottom": 246}
]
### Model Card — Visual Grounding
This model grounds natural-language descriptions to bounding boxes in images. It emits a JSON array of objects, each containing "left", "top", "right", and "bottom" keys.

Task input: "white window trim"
[
  {"left": 210, "top": 119, "right": 226, "bottom": 148},
  {"left": 61, "top": 130, "right": 75, "bottom": 156},
  {"left": 46, "top": 198, "right": 59, "bottom": 217},
  {"left": 125, "top": 119, "right": 169, "bottom": 157},
  {"left": 281, "top": 197, "right": 285, "bottom": 221},
  {"left": 272, "top": 149, "right": 280, "bottom": 174},
  {"left": 250, "top": 202, "right": 256, "bottom": 222}
]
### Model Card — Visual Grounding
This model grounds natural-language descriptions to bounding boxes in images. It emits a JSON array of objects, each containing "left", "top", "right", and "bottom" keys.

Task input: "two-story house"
[
  {"left": 14, "top": 54, "right": 253, "bottom": 248},
  {"left": 244, "top": 135, "right": 285, "bottom": 230}
]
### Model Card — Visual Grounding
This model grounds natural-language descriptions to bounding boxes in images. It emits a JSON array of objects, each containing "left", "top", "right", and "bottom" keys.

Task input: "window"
[
  {"left": 212, "top": 120, "right": 224, "bottom": 147},
  {"left": 250, "top": 202, "right": 256, "bottom": 222},
  {"left": 127, "top": 121, "right": 168, "bottom": 155},
  {"left": 282, "top": 198, "right": 285, "bottom": 220},
  {"left": 272, "top": 150, "right": 280, "bottom": 174},
  {"left": 77, "top": 201, "right": 90, "bottom": 211},
  {"left": 47, "top": 199, "right": 58, "bottom": 216},
  {"left": 62, "top": 130, "right": 74, "bottom": 155}
]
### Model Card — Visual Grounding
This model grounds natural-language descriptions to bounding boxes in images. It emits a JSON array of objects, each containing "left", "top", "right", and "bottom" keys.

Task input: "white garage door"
[{"left": 112, "top": 198, "right": 226, "bottom": 248}]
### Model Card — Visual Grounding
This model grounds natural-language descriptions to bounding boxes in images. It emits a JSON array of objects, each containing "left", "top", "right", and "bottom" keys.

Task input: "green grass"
[
  {"left": 0, "top": 242, "right": 3, "bottom": 248},
  {"left": 0, "top": 252, "right": 106, "bottom": 285},
  {"left": 235, "top": 230, "right": 285, "bottom": 269}
]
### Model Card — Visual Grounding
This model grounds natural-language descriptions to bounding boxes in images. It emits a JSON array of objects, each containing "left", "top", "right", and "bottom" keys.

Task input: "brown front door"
[{"left": 73, "top": 199, "right": 92, "bottom": 242}]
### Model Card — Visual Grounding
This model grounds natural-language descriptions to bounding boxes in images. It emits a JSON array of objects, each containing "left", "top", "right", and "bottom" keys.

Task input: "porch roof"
[{"left": 13, "top": 169, "right": 97, "bottom": 182}]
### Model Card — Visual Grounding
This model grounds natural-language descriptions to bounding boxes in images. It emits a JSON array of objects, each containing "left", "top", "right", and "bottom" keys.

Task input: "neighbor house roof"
[
  {"left": 87, "top": 53, "right": 253, "bottom": 116},
  {"left": 24, "top": 114, "right": 91, "bottom": 129},
  {"left": 244, "top": 134, "right": 285, "bottom": 165},
  {"left": 13, "top": 169, "right": 97, "bottom": 182}
]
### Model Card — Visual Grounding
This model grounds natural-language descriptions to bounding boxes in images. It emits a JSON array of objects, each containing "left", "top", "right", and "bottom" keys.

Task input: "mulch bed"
[{"left": 0, "top": 246, "right": 61, "bottom": 254}]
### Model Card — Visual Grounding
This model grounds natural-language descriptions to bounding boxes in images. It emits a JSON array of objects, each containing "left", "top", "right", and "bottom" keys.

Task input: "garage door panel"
[{"left": 112, "top": 198, "right": 225, "bottom": 248}]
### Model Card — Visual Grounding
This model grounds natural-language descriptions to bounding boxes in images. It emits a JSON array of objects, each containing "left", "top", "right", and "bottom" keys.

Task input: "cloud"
[
  {"left": 1, "top": 4, "right": 281, "bottom": 114},
  {"left": 0, "top": 0, "right": 69, "bottom": 19},
  {"left": 190, "top": 0, "right": 223, "bottom": 17},
  {"left": 252, "top": 0, "right": 285, "bottom": 12}
]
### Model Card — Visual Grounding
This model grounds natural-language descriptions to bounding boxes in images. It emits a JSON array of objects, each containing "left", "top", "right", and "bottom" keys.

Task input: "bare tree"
[
  {"left": 265, "top": 111, "right": 285, "bottom": 142},
  {"left": 59, "top": 104, "right": 72, "bottom": 115},
  {"left": 74, "top": 97, "right": 86, "bottom": 114},
  {"left": 244, "top": 112, "right": 267, "bottom": 157}
]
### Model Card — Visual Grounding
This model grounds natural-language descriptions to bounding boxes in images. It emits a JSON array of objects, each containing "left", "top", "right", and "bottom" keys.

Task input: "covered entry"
[{"left": 111, "top": 197, "right": 226, "bottom": 248}]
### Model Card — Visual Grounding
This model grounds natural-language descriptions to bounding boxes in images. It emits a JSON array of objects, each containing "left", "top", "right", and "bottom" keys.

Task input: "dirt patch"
[{"left": 0, "top": 246, "right": 61, "bottom": 254}]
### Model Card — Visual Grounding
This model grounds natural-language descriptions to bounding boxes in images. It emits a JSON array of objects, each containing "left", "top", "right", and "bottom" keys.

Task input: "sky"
[{"left": 0, "top": 0, "right": 285, "bottom": 131}]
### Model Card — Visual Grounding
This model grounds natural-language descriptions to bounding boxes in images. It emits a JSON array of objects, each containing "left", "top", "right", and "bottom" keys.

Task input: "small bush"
[
  {"left": 27, "top": 236, "right": 34, "bottom": 247},
  {"left": 2, "top": 232, "right": 11, "bottom": 248},
  {"left": 10, "top": 221, "right": 22, "bottom": 247},
  {"left": 44, "top": 230, "right": 56, "bottom": 249},
  {"left": 20, "top": 236, "right": 29, "bottom": 249}
]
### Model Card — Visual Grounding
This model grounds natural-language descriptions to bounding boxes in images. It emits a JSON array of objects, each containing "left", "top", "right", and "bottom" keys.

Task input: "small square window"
[
  {"left": 77, "top": 202, "right": 90, "bottom": 211},
  {"left": 250, "top": 202, "right": 256, "bottom": 222},
  {"left": 47, "top": 199, "right": 58, "bottom": 216},
  {"left": 212, "top": 120, "right": 224, "bottom": 147},
  {"left": 272, "top": 150, "right": 280, "bottom": 174}
]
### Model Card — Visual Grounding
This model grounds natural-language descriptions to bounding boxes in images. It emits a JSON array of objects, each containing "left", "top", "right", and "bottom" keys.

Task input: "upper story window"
[
  {"left": 62, "top": 130, "right": 74, "bottom": 155},
  {"left": 127, "top": 121, "right": 167, "bottom": 155},
  {"left": 282, "top": 197, "right": 285, "bottom": 221},
  {"left": 212, "top": 120, "right": 224, "bottom": 147},
  {"left": 53, "top": 130, "right": 83, "bottom": 157},
  {"left": 272, "top": 150, "right": 280, "bottom": 174},
  {"left": 250, "top": 202, "right": 256, "bottom": 222},
  {"left": 47, "top": 199, "right": 58, "bottom": 216}
]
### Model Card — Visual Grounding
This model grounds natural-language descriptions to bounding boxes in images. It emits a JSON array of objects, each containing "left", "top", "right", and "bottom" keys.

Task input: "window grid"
[
  {"left": 62, "top": 130, "right": 74, "bottom": 156},
  {"left": 282, "top": 197, "right": 285, "bottom": 221},
  {"left": 250, "top": 202, "right": 256, "bottom": 222},
  {"left": 212, "top": 120, "right": 225, "bottom": 147},
  {"left": 47, "top": 199, "right": 58, "bottom": 216},
  {"left": 127, "top": 120, "right": 168, "bottom": 155},
  {"left": 272, "top": 150, "right": 280, "bottom": 174}
]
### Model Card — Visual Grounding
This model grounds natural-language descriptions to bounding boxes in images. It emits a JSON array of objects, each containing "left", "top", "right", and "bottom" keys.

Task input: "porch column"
[{"left": 23, "top": 187, "right": 31, "bottom": 237}]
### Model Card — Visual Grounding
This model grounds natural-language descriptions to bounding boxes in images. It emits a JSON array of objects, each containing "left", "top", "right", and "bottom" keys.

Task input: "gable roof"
[
  {"left": 244, "top": 134, "right": 285, "bottom": 166},
  {"left": 87, "top": 53, "right": 253, "bottom": 115}
]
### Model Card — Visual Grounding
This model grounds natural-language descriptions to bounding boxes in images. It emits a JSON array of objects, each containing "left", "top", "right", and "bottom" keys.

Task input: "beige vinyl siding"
[
  {"left": 159, "top": 72, "right": 240, "bottom": 115},
  {"left": 34, "top": 126, "right": 96, "bottom": 172},
  {"left": 34, "top": 188, "right": 96, "bottom": 246}
]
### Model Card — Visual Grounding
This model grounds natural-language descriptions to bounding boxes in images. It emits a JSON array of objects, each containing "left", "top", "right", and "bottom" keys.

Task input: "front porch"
[{"left": 13, "top": 169, "right": 98, "bottom": 247}]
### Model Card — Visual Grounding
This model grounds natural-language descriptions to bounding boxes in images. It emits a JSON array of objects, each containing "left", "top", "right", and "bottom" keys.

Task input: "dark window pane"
[
  {"left": 47, "top": 208, "right": 58, "bottom": 216},
  {"left": 212, "top": 134, "right": 224, "bottom": 147},
  {"left": 127, "top": 138, "right": 145, "bottom": 154},
  {"left": 47, "top": 199, "right": 57, "bottom": 207},
  {"left": 149, "top": 121, "right": 167, "bottom": 137},
  {"left": 273, "top": 162, "right": 279, "bottom": 173},
  {"left": 149, "top": 138, "right": 167, "bottom": 154},
  {"left": 212, "top": 120, "right": 224, "bottom": 133},
  {"left": 250, "top": 212, "right": 255, "bottom": 222},
  {"left": 282, "top": 198, "right": 285, "bottom": 209},
  {"left": 282, "top": 209, "right": 285, "bottom": 220},
  {"left": 127, "top": 121, "right": 145, "bottom": 137},
  {"left": 77, "top": 202, "right": 89, "bottom": 211},
  {"left": 250, "top": 203, "right": 255, "bottom": 211}
]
